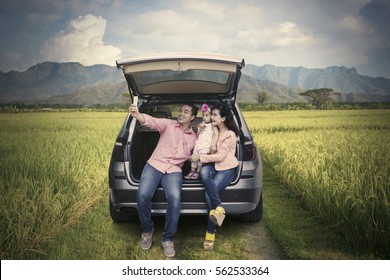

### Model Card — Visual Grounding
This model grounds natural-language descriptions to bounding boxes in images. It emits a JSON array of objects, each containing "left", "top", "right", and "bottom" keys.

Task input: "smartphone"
[{"left": 133, "top": 96, "right": 138, "bottom": 106}]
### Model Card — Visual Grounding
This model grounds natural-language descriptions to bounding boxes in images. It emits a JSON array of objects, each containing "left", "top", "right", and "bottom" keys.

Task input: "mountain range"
[{"left": 0, "top": 61, "right": 389, "bottom": 105}]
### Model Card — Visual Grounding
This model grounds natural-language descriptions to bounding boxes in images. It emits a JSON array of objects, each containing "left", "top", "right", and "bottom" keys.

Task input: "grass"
[
  {"left": 27, "top": 198, "right": 249, "bottom": 260},
  {"left": 0, "top": 112, "right": 247, "bottom": 260},
  {"left": 1, "top": 110, "right": 388, "bottom": 259},
  {"left": 0, "top": 112, "right": 124, "bottom": 258},
  {"left": 246, "top": 109, "right": 390, "bottom": 258},
  {"left": 22, "top": 164, "right": 366, "bottom": 260},
  {"left": 262, "top": 167, "right": 367, "bottom": 259}
]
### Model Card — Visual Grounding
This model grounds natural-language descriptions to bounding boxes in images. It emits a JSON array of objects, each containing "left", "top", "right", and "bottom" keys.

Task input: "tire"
[
  {"left": 239, "top": 192, "right": 263, "bottom": 223},
  {"left": 109, "top": 196, "right": 137, "bottom": 223}
]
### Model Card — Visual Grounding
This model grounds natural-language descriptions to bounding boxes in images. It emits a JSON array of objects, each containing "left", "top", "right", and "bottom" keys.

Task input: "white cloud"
[
  {"left": 184, "top": 0, "right": 227, "bottom": 20},
  {"left": 237, "top": 21, "right": 320, "bottom": 50},
  {"left": 232, "top": 4, "right": 262, "bottom": 19},
  {"left": 135, "top": 9, "right": 198, "bottom": 36},
  {"left": 116, "top": 9, "right": 222, "bottom": 56},
  {"left": 12, "top": 0, "right": 384, "bottom": 76},
  {"left": 40, "top": 14, "right": 121, "bottom": 66}
]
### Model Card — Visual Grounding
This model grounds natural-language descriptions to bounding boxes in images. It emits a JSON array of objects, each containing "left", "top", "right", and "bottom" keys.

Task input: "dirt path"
[{"left": 238, "top": 222, "right": 287, "bottom": 259}]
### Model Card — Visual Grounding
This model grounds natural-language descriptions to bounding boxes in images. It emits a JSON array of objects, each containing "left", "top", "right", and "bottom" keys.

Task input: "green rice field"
[
  {"left": 0, "top": 112, "right": 125, "bottom": 258},
  {"left": 246, "top": 110, "right": 389, "bottom": 256},
  {"left": 0, "top": 109, "right": 389, "bottom": 259}
]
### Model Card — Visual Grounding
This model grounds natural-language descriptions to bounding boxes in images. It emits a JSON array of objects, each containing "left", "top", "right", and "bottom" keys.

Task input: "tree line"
[{"left": 254, "top": 88, "right": 390, "bottom": 110}]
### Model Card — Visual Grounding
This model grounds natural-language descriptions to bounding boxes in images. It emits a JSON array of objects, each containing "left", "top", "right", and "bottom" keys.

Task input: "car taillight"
[
  {"left": 242, "top": 139, "right": 257, "bottom": 161},
  {"left": 112, "top": 142, "right": 125, "bottom": 162}
]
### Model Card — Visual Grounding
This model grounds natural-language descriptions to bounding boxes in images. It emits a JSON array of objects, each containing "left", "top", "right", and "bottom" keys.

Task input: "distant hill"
[
  {"left": 0, "top": 62, "right": 123, "bottom": 103},
  {"left": 238, "top": 75, "right": 304, "bottom": 103},
  {"left": 0, "top": 61, "right": 389, "bottom": 105},
  {"left": 244, "top": 64, "right": 390, "bottom": 101},
  {"left": 42, "top": 82, "right": 129, "bottom": 106}
]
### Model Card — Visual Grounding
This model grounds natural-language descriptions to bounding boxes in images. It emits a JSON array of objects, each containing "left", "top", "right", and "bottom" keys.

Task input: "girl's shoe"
[
  {"left": 190, "top": 172, "right": 200, "bottom": 179},
  {"left": 184, "top": 172, "right": 195, "bottom": 179},
  {"left": 203, "top": 231, "right": 215, "bottom": 251},
  {"left": 209, "top": 206, "right": 225, "bottom": 227}
]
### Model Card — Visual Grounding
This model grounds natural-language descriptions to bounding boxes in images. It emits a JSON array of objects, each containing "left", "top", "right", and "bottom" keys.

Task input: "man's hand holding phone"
[{"left": 128, "top": 96, "right": 145, "bottom": 124}]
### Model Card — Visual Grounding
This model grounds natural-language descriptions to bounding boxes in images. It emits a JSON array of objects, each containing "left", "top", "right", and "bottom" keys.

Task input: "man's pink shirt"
[{"left": 143, "top": 114, "right": 197, "bottom": 174}]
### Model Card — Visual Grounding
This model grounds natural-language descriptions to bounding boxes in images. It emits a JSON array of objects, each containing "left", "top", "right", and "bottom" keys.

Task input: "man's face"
[{"left": 178, "top": 105, "right": 195, "bottom": 125}]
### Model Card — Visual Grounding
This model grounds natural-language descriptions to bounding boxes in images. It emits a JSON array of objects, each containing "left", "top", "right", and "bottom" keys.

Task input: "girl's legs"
[
  {"left": 190, "top": 148, "right": 210, "bottom": 179},
  {"left": 184, "top": 151, "right": 198, "bottom": 179}
]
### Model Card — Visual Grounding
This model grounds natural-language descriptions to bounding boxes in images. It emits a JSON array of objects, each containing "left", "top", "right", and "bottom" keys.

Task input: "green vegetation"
[
  {"left": 238, "top": 102, "right": 390, "bottom": 111},
  {"left": 1, "top": 101, "right": 390, "bottom": 114},
  {"left": 0, "top": 110, "right": 388, "bottom": 259},
  {"left": 0, "top": 112, "right": 124, "bottom": 258},
  {"left": 246, "top": 110, "right": 389, "bottom": 257},
  {"left": 262, "top": 167, "right": 358, "bottom": 259},
  {"left": 298, "top": 88, "right": 341, "bottom": 109},
  {"left": 0, "top": 112, "right": 246, "bottom": 260}
]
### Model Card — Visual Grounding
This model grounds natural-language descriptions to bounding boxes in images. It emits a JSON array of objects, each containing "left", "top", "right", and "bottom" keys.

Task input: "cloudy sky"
[{"left": 0, "top": 0, "right": 389, "bottom": 77}]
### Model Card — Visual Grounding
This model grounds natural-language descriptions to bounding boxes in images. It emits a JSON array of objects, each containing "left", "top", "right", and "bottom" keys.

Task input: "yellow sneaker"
[{"left": 209, "top": 206, "right": 225, "bottom": 227}]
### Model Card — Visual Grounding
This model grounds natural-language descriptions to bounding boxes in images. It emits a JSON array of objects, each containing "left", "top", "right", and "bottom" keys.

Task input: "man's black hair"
[{"left": 182, "top": 103, "right": 198, "bottom": 118}]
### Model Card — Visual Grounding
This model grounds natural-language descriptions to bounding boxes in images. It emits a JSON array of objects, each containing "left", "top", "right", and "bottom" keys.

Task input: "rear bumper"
[{"left": 109, "top": 175, "right": 262, "bottom": 215}]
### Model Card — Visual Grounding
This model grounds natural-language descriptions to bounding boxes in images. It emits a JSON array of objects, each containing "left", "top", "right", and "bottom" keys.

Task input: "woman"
[{"left": 190, "top": 103, "right": 239, "bottom": 251}]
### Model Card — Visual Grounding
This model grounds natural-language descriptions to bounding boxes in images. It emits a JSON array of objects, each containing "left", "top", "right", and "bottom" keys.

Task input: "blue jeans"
[
  {"left": 200, "top": 164, "right": 236, "bottom": 234},
  {"left": 137, "top": 163, "right": 182, "bottom": 242}
]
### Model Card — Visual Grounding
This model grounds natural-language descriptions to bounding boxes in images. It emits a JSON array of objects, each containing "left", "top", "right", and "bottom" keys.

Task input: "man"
[{"left": 129, "top": 103, "right": 198, "bottom": 258}]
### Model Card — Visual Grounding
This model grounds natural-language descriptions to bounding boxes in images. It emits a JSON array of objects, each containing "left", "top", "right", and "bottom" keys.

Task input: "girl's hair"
[{"left": 212, "top": 103, "right": 239, "bottom": 136}]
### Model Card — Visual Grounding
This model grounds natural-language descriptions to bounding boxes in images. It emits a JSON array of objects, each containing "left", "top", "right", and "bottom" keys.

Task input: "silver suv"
[{"left": 109, "top": 52, "right": 263, "bottom": 223}]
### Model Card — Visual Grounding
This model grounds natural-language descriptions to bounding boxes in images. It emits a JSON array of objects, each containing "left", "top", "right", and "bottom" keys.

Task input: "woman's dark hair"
[{"left": 212, "top": 103, "right": 239, "bottom": 136}]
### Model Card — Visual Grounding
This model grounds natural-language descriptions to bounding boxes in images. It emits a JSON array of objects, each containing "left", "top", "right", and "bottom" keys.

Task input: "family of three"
[{"left": 128, "top": 101, "right": 239, "bottom": 258}]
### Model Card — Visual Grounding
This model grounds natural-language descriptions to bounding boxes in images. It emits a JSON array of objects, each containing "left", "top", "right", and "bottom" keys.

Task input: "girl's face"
[
  {"left": 202, "top": 110, "right": 211, "bottom": 123},
  {"left": 211, "top": 109, "right": 225, "bottom": 127}
]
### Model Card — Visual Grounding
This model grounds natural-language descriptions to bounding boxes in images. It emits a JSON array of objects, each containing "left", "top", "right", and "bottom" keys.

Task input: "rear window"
[{"left": 134, "top": 70, "right": 230, "bottom": 86}]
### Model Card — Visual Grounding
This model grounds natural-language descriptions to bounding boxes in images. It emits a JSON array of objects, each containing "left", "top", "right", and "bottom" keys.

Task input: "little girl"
[{"left": 185, "top": 103, "right": 218, "bottom": 179}]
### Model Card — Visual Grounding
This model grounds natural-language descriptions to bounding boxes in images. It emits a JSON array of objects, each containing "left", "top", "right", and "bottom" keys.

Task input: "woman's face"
[{"left": 211, "top": 108, "right": 225, "bottom": 127}]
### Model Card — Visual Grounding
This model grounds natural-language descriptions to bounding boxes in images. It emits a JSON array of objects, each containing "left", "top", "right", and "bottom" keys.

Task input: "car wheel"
[
  {"left": 239, "top": 192, "right": 263, "bottom": 223},
  {"left": 109, "top": 196, "right": 137, "bottom": 223}
]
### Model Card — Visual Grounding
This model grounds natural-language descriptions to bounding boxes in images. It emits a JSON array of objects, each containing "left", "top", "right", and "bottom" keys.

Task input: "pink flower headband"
[{"left": 201, "top": 103, "right": 211, "bottom": 113}]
